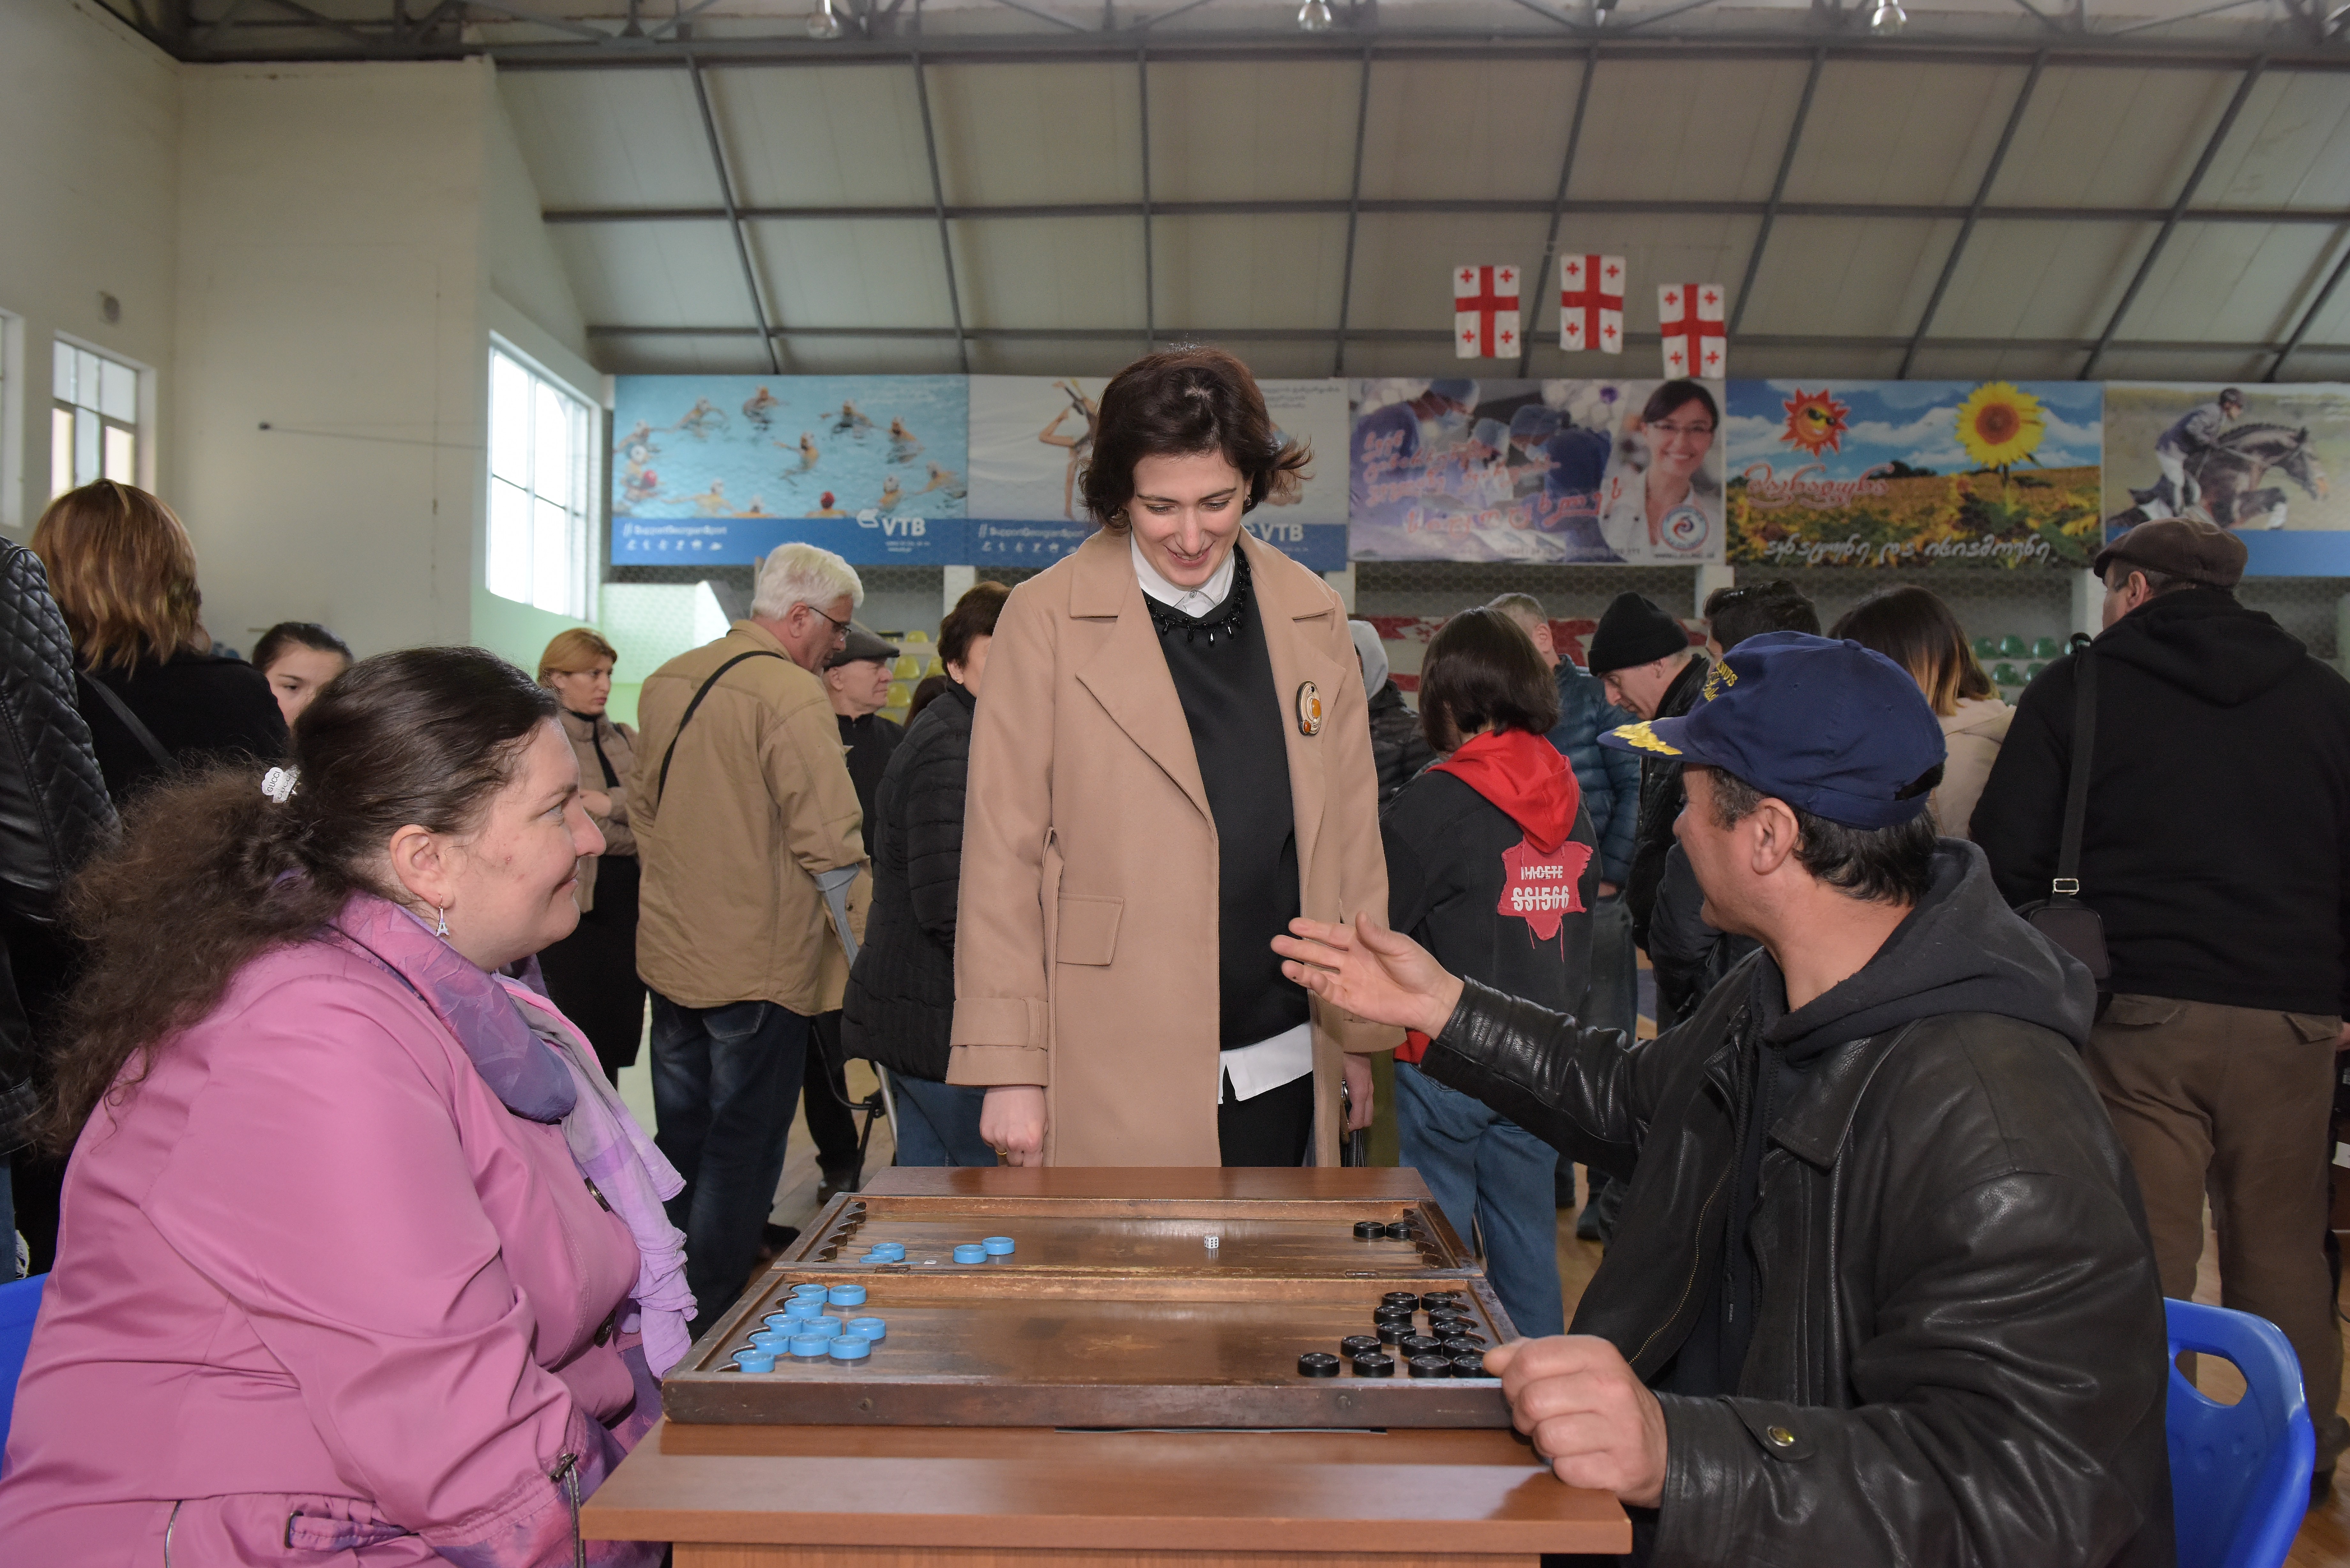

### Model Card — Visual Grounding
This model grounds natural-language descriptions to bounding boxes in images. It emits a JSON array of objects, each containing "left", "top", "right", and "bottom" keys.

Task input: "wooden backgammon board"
[{"left": 662, "top": 1168, "right": 1521, "bottom": 1429}]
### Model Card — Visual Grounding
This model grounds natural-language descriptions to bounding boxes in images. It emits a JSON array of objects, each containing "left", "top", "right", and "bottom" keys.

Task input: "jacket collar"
[{"left": 728, "top": 618, "right": 794, "bottom": 660}]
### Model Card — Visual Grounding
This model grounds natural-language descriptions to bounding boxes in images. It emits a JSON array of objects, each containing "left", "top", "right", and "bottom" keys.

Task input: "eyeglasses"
[
  {"left": 1651, "top": 420, "right": 1716, "bottom": 439},
  {"left": 802, "top": 603, "right": 852, "bottom": 644}
]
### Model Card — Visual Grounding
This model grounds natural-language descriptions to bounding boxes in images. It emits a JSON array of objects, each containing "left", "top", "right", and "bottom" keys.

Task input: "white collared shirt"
[
  {"left": 1129, "top": 536, "right": 1312, "bottom": 1106},
  {"left": 1130, "top": 533, "right": 1236, "bottom": 619}
]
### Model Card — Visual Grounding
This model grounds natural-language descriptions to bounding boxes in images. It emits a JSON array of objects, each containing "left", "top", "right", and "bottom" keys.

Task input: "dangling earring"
[{"left": 434, "top": 906, "right": 449, "bottom": 938}]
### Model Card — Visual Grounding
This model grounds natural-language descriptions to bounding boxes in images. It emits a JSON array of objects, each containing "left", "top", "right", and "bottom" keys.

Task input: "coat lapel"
[
  {"left": 1070, "top": 531, "right": 1213, "bottom": 824},
  {"left": 1245, "top": 531, "right": 1342, "bottom": 883}
]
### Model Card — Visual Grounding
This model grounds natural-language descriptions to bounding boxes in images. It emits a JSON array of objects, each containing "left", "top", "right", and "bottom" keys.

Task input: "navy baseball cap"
[{"left": 1598, "top": 632, "right": 1946, "bottom": 829}]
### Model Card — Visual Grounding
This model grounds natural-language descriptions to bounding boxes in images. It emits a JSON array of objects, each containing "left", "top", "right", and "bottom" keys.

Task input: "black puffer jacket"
[
  {"left": 842, "top": 678, "right": 973, "bottom": 1082},
  {"left": 1626, "top": 653, "right": 1709, "bottom": 952},
  {"left": 0, "top": 543, "right": 117, "bottom": 1150},
  {"left": 1422, "top": 842, "right": 2171, "bottom": 1568},
  {"left": 1367, "top": 680, "right": 1433, "bottom": 805}
]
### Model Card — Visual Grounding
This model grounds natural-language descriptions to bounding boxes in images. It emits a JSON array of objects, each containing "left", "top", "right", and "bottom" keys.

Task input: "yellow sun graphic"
[
  {"left": 1780, "top": 389, "right": 1851, "bottom": 456},
  {"left": 1955, "top": 382, "right": 2046, "bottom": 473}
]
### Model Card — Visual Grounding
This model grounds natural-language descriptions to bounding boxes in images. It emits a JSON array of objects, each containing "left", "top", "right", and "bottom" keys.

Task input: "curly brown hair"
[
  {"left": 41, "top": 646, "right": 556, "bottom": 1155},
  {"left": 1077, "top": 346, "right": 1310, "bottom": 529}
]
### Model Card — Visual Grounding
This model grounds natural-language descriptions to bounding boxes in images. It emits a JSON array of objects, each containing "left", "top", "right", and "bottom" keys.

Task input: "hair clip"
[{"left": 261, "top": 766, "right": 299, "bottom": 804}]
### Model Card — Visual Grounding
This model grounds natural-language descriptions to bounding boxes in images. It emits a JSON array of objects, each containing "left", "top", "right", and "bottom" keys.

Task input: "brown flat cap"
[{"left": 2092, "top": 516, "right": 2247, "bottom": 589}]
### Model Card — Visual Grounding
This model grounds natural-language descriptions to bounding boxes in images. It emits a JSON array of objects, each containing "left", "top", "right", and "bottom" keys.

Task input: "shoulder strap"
[
  {"left": 76, "top": 671, "right": 174, "bottom": 771},
  {"left": 653, "top": 651, "right": 789, "bottom": 807},
  {"left": 2054, "top": 634, "right": 2096, "bottom": 897}
]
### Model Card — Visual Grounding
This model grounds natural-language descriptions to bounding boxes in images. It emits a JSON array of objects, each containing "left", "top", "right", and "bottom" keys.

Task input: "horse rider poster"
[{"left": 2103, "top": 382, "right": 2338, "bottom": 538}]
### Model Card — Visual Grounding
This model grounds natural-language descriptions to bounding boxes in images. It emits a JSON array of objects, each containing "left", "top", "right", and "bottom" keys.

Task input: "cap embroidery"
[
  {"left": 1614, "top": 721, "right": 1681, "bottom": 756},
  {"left": 1701, "top": 661, "right": 1737, "bottom": 702}
]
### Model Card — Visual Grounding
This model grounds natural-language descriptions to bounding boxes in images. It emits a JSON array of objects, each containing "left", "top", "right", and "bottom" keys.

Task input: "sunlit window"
[
  {"left": 487, "top": 345, "right": 594, "bottom": 619},
  {"left": 51, "top": 343, "right": 139, "bottom": 498}
]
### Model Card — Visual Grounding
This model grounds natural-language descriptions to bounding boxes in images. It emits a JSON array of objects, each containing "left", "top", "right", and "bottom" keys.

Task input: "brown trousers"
[{"left": 2085, "top": 993, "right": 2348, "bottom": 1464}]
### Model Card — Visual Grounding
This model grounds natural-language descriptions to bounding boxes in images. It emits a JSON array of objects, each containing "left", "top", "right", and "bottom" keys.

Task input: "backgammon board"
[{"left": 661, "top": 1167, "right": 1522, "bottom": 1429}]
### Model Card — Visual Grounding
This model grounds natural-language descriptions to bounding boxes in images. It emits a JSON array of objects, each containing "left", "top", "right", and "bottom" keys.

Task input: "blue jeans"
[
  {"left": 1395, "top": 1061, "right": 1566, "bottom": 1338},
  {"left": 651, "top": 994, "right": 809, "bottom": 1333},
  {"left": 889, "top": 1074, "right": 996, "bottom": 1167}
]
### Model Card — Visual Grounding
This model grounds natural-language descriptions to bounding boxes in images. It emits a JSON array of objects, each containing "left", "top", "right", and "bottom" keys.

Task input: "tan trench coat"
[
  {"left": 559, "top": 708, "right": 635, "bottom": 912},
  {"left": 630, "top": 620, "right": 867, "bottom": 1016},
  {"left": 947, "top": 529, "right": 1398, "bottom": 1167}
]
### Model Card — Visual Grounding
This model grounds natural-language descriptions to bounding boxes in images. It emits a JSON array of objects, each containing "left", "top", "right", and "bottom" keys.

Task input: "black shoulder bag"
[
  {"left": 652, "top": 650, "right": 788, "bottom": 807},
  {"left": 2019, "top": 634, "right": 2111, "bottom": 999},
  {"left": 76, "top": 671, "right": 174, "bottom": 772}
]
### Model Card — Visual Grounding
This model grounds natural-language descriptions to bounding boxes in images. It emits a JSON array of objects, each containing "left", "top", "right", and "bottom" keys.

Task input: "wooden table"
[{"left": 584, "top": 1168, "right": 1630, "bottom": 1567}]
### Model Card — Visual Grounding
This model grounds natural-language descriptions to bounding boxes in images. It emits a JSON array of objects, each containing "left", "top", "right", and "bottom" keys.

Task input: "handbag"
[
  {"left": 76, "top": 670, "right": 173, "bottom": 772},
  {"left": 2018, "top": 634, "right": 2111, "bottom": 996}
]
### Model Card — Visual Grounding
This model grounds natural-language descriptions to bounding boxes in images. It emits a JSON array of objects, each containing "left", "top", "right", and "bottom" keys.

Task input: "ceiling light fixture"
[
  {"left": 1593, "top": 0, "right": 1618, "bottom": 20},
  {"left": 806, "top": 0, "right": 845, "bottom": 39},
  {"left": 1868, "top": 0, "right": 1907, "bottom": 34},
  {"left": 1297, "top": 0, "right": 1334, "bottom": 31}
]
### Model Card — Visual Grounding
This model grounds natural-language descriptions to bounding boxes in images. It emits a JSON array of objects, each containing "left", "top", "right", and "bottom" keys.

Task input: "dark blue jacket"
[{"left": 1547, "top": 661, "right": 1639, "bottom": 886}]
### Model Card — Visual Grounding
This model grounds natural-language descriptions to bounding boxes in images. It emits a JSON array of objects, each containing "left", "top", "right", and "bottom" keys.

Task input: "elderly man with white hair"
[{"left": 631, "top": 542, "right": 871, "bottom": 1330}]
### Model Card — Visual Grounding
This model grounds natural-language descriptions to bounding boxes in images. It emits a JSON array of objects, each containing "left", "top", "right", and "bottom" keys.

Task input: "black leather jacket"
[
  {"left": 0, "top": 543, "right": 117, "bottom": 1151},
  {"left": 1421, "top": 845, "right": 2172, "bottom": 1567}
]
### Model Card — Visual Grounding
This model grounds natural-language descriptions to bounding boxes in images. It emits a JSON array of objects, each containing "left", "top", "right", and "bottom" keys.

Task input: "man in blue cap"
[{"left": 1275, "top": 633, "right": 2169, "bottom": 1567}]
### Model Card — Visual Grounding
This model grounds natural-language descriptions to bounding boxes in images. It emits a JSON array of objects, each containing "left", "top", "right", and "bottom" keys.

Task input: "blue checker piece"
[
  {"left": 781, "top": 1297, "right": 825, "bottom": 1320},
  {"left": 796, "top": 1317, "right": 841, "bottom": 1338},
  {"left": 952, "top": 1244, "right": 988, "bottom": 1263},
  {"left": 868, "top": 1242, "right": 906, "bottom": 1262},
  {"left": 826, "top": 1284, "right": 868, "bottom": 1307},
  {"left": 846, "top": 1316, "right": 886, "bottom": 1341},
  {"left": 827, "top": 1335, "right": 872, "bottom": 1361},
  {"left": 790, "top": 1282, "right": 830, "bottom": 1298},
  {"left": 788, "top": 1333, "right": 832, "bottom": 1360},
  {"left": 982, "top": 1236, "right": 1015, "bottom": 1255},
  {"left": 732, "top": 1350, "right": 776, "bottom": 1373},
  {"left": 749, "top": 1331, "right": 793, "bottom": 1352}
]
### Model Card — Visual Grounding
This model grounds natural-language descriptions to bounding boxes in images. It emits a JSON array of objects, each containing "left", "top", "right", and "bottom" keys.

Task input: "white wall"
[{"left": 0, "top": 0, "right": 179, "bottom": 532}]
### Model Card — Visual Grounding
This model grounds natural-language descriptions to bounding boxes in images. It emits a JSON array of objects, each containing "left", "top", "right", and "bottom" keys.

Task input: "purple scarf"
[{"left": 333, "top": 894, "right": 695, "bottom": 1375}]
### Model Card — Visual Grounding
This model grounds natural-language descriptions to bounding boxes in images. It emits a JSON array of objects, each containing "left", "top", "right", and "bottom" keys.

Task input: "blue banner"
[
  {"left": 616, "top": 513, "right": 971, "bottom": 566},
  {"left": 966, "top": 516, "right": 1347, "bottom": 572}
]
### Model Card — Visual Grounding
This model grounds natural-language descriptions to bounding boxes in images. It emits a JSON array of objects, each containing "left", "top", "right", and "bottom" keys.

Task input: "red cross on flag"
[
  {"left": 1659, "top": 282, "right": 1727, "bottom": 378},
  {"left": 1559, "top": 254, "right": 1625, "bottom": 353},
  {"left": 1454, "top": 264, "right": 1521, "bottom": 359}
]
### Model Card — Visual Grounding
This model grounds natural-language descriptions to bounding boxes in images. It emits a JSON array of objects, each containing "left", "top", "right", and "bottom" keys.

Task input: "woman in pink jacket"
[{"left": 0, "top": 647, "right": 688, "bottom": 1566}]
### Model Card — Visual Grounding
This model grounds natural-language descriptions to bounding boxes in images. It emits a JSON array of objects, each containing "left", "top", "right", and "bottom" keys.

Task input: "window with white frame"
[
  {"left": 487, "top": 345, "right": 594, "bottom": 620},
  {"left": 51, "top": 342, "right": 140, "bottom": 498}
]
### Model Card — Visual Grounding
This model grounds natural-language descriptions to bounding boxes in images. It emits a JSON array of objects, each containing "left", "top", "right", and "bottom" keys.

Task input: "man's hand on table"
[
  {"left": 979, "top": 1085, "right": 1046, "bottom": 1166},
  {"left": 1484, "top": 1335, "right": 1668, "bottom": 1509},
  {"left": 1273, "top": 912, "right": 1464, "bottom": 1042}
]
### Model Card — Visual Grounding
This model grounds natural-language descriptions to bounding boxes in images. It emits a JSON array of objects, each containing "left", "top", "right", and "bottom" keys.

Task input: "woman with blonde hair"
[
  {"left": 1829, "top": 585, "right": 2013, "bottom": 839},
  {"left": 953, "top": 346, "right": 1390, "bottom": 1167},
  {"left": 536, "top": 627, "right": 645, "bottom": 1084},
  {"left": 32, "top": 481, "right": 282, "bottom": 802}
]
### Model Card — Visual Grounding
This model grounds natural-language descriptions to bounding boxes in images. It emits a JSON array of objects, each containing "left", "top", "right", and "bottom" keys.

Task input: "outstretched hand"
[{"left": 1271, "top": 911, "right": 1464, "bottom": 1043}]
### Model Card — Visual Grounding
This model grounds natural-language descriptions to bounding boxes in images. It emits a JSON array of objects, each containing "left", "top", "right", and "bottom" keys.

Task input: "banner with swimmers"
[
  {"left": 1724, "top": 381, "right": 2105, "bottom": 570},
  {"left": 1345, "top": 378, "right": 1727, "bottom": 565}
]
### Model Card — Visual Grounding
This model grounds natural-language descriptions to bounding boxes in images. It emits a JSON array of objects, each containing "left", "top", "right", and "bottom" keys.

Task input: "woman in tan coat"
[
  {"left": 535, "top": 627, "right": 646, "bottom": 1082},
  {"left": 1830, "top": 586, "right": 2014, "bottom": 840},
  {"left": 950, "top": 348, "right": 1391, "bottom": 1167}
]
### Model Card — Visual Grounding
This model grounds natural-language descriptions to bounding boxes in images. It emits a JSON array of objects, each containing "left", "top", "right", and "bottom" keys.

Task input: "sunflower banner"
[{"left": 1724, "top": 380, "right": 2104, "bottom": 570}]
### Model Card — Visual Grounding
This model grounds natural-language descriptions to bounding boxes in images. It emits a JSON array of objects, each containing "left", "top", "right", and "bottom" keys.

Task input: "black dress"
[{"left": 1147, "top": 549, "right": 1316, "bottom": 1167}]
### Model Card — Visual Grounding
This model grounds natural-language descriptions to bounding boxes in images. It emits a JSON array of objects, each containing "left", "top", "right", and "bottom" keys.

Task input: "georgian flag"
[
  {"left": 1454, "top": 264, "right": 1521, "bottom": 359},
  {"left": 1659, "top": 282, "right": 1727, "bottom": 378},
  {"left": 1559, "top": 254, "right": 1625, "bottom": 353}
]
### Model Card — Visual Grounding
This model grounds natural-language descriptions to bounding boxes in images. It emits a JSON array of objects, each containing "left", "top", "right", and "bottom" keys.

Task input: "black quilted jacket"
[
  {"left": 0, "top": 543, "right": 116, "bottom": 1151},
  {"left": 842, "top": 678, "right": 974, "bottom": 1082}
]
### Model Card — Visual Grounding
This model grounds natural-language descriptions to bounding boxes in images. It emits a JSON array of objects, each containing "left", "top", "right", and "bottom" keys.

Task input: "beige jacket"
[
  {"left": 559, "top": 708, "right": 636, "bottom": 912},
  {"left": 630, "top": 621, "right": 867, "bottom": 1015},
  {"left": 948, "top": 529, "right": 1398, "bottom": 1168},
  {"left": 1936, "top": 696, "right": 2014, "bottom": 840}
]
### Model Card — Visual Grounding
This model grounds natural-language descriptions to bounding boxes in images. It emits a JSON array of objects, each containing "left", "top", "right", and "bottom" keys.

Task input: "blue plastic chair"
[
  {"left": 0, "top": 1272, "right": 45, "bottom": 1463},
  {"left": 2166, "top": 1297, "right": 2316, "bottom": 1568}
]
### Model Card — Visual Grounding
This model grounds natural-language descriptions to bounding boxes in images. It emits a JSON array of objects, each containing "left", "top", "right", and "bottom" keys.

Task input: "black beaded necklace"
[{"left": 1144, "top": 546, "right": 1253, "bottom": 646}]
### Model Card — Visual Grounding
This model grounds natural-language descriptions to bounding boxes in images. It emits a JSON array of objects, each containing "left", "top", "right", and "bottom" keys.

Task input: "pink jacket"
[{"left": 0, "top": 938, "right": 664, "bottom": 1566}]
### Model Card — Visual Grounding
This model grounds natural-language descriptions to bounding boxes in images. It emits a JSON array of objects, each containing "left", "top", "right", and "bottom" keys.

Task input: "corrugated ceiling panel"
[
  {"left": 713, "top": 66, "right": 933, "bottom": 209},
  {"left": 549, "top": 222, "right": 749, "bottom": 329},
  {"left": 1148, "top": 60, "right": 1360, "bottom": 204},
  {"left": 1355, "top": 59, "right": 1579, "bottom": 203},
  {"left": 927, "top": 62, "right": 1141, "bottom": 207},
  {"left": 593, "top": 332, "right": 773, "bottom": 376},
  {"left": 964, "top": 336, "right": 1150, "bottom": 377},
  {"left": 1569, "top": 57, "right": 1817, "bottom": 204},
  {"left": 2201, "top": 71, "right": 2350, "bottom": 210},
  {"left": 2288, "top": 235, "right": 2350, "bottom": 349},
  {"left": 1150, "top": 214, "right": 1353, "bottom": 331},
  {"left": 1344, "top": 210, "right": 1574, "bottom": 335},
  {"left": 1733, "top": 344, "right": 1910, "bottom": 383},
  {"left": 1989, "top": 66, "right": 2235, "bottom": 208},
  {"left": 1905, "top": 344, "right": 2096, "bottom": 382},
  {"left": 750, "top": 218, "right": 956, "bottom": 328},
  {"left": 1780, "top": 61, "right": 2023, "bottom": 206},
  {"left": 776, "top": 337, "right": 970, "bottom": 375},
  {"left": 1927, "top": 216, "right": 2157, "bottom": 343},
  {"left": 949, "top": 216, "right": 1148, "bottom": 328},
  {"left": 497, "top": 69, "right": 716, "bottom": 210},
  {"left": 1738, "top": 216, "right": 1951, "bottom": 338},
  {"left": 2092, "top": 344, "right": 2279, "bottom": 382},
  {"left": 2126, "top": 220, "right": 2336, "bottom": 343}
]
